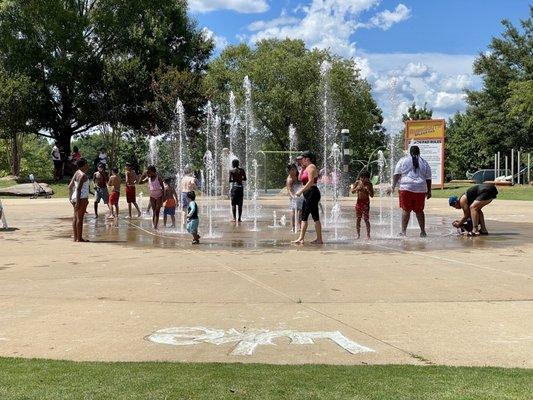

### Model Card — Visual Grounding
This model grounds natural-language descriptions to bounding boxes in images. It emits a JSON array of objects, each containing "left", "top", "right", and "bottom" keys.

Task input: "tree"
[
  {"left": 466, "top": 12, "right": 532, "bottom": 151},
  {"left": 445, "top": 112, "right": 482, "bottom": 179},
  {"left": 0, "top": 69, "right": 36, "bottom": 176},
  {"left": 444, "top": 7, "right": 532, "bottom": 178},
  {"left": 204, "top": 39, "right": 384, "bottom": 177},
  {"left": 402, "top": 102, "right": 433, "bottom": 122},
  {"left": 0, "top": 0, "right": 212, "bottom": 155}
]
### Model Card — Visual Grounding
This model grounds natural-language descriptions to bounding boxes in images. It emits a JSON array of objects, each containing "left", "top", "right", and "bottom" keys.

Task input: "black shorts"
[
  {"left": 467, "top": 184, "right": 498, "bottom": 205},
  {"left": 231, "top": 186, "right": 244, "bottom": 207},
  {"left": 301, "top": 186, "right": 321, "bottom": 222},
  {"left": 476, "top": 185, "right": 498, "bottom": 202},
  {"left": 53, "top": 160, "right": 63, "bottom": 171}
]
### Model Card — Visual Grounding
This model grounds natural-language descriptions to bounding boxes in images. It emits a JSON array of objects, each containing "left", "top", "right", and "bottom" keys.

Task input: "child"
[
  {"left": 186, "top": 191, "right": 200, "bottom": 244},
  {"left": 68, "top": 158, "right": 90, "bottom": 242},
  {"left": 92, "top": 162, "right": 111, "bottom": 218},
  {"left": 351, "top": 170, "right": 374, "bottom": 239},
  {"left": 138, "top": 165, "right": 164, "bottom": 230},
  {"left": 125, "top": 163, "right": 141, "bottom": 218},
  {"left": 163, "top": 178, "right": 178, "bottom": 228},
  {"left": 108, "top": 167, "right": 121, "bottom": 227},
  {"left": 0, "top": 199, "right": 7, "bottom": 229}
]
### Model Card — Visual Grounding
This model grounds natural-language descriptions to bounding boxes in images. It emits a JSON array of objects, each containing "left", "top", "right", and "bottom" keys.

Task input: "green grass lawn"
[
  {"left": 2, "top": 178, "right": 533, "bottom": 201},
  {"left": 0, "top": 358, "right": 531, "bottom": 400},
  {"left": 431, "top": 183, "right": 533, "bottom": 201}
]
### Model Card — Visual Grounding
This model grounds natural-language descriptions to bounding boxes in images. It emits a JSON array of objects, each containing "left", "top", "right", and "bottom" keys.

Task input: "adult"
[
  {"left": 390, "top": 145, "right": 432, "bottom": 237},
  {"left": 449, "top": 183, "right": 498, "bottom": 236},
  {"left": 286, "top": 163, "right": 303, "bottom": 232},
  {"left": 68, "top": 158, "right": 90, "bottom": 242},
  {"left": 97, "top": 147, "right": 108, "bottom": 167},
  {"left": 51, "top": 141, "right": 63, "bottom": 181},
  {"left": 125, "top": 162, "right": 141, "bottom": 218},
  {"left": 139, "top": 165, "right": 165, "bottom": 230},
  {"left": 92, "top": 163, "right": 111, "bottom": 218},
  {"left": 229, "top": 159, "right": 247, "bottom": 223},
  {"left": 292, "top": 151, "right": 323, "bottom": 245},
  {"left": 179, "top": 167, "right": 198, "bottom": 228}
]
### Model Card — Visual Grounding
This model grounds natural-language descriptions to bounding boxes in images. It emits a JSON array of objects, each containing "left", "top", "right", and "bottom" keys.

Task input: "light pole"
[{"left": 341, "top": 129, "right": 350, "bottom": 196}]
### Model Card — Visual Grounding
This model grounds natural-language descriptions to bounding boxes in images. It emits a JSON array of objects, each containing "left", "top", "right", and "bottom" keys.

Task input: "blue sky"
[{"left": 190, "top": 0, "right": 531, "bottom": 131}]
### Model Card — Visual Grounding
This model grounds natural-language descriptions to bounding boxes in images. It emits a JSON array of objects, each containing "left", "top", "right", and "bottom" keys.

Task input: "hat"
[
  {"left": 448, "top": 195, "right": 459, "bottom": 207},
  {"left": 296, "top": 155, "right": 303, "bottom": 160},
  {"left": 299, "top": 150, "right": 315, "bottom": 159}
]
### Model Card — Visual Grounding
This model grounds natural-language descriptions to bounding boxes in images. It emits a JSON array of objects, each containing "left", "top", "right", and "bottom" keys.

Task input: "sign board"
[{"left": 405, "top": 120, "right": 445, "bottom": 188}]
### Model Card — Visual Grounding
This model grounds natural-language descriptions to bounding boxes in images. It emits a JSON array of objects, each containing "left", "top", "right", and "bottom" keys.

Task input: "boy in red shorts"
[
  {"left": 125, "top": 163, "right": 141, "bottom": 218},
  {"left": 108, "top": 167, "right": 121, "bottom": 227},
  {"left": 351, "top": 170, "right": 374, "bottom": 239}
]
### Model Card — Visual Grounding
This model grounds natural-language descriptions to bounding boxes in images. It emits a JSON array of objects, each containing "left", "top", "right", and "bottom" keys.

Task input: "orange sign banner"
[{"left": 405, "top": 119, "right": 445, "bottom": 140}]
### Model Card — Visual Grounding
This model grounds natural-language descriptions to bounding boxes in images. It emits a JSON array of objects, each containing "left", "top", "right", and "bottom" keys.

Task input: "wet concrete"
[{"left": 62, "top": 202, "right": 533, "bottom": 252}]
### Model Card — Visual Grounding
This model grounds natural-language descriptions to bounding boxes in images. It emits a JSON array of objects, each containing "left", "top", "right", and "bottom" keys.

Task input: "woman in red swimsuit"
[{"left": 292, "top": 151, "right": 323, "bottom": 245}]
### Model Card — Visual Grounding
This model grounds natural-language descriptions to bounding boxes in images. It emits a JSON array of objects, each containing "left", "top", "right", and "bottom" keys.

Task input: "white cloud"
[
  {"left": 434, "top": 92, "right": 467, "bottom": 110},
  {"left": 359, "top": 52, "right": 480, "bottom": 133},
  {"left": 202, "top": 28, "right": 229, "bottom": 52},
  {"left": 440, "top": 74, "right": 473, "bottom": 92},
  {"left": 403, "top": 62, "right": 430, "bottom": 78},
  {"left": 365, "top": 4, "right": 411, "bottom": 30},
  {"left": 246, "top": 1, "right": 410, "bottom": 58},
  {"left": 190, "top": 0, "right": 269, "bottom": 14},
  {"left": 354, "top": 57, "right": 371, "bottom": 79},
  {"left": 248, "top": 16, "right": 300, "bottom": 32}
]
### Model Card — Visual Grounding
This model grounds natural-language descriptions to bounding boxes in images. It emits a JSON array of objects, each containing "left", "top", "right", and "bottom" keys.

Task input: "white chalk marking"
[{"left": 147, "top": 326, "right": 375, "bottom": 356}]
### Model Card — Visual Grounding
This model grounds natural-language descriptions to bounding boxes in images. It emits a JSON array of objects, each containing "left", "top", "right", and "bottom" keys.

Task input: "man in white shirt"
[
  {"left": 98, "top": 148, "right": 108, "bottom": 166},
  {"left": 390, "top": 145, "right": 432, "bottom": 237}
]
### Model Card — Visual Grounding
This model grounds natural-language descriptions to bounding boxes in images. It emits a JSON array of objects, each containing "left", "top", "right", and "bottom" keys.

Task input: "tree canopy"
[
  {"left": 0, "top": 0, "right": 212, "bottom": 154},
  {"left": 446, "top": 6, "right": 533, "bottom": 178},
  {"left": 204, "top": 39, "right": 385, "bottom": 167}
]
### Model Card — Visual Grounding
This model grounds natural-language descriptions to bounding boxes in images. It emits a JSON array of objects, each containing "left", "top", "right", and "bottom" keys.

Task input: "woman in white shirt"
[{"left": 390, "top": 146, "right": 432, "bottom": 237}]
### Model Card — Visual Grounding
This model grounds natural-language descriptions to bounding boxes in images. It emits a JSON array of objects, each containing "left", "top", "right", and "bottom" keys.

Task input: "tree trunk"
[
  {"left": 4, "top": 133, "right": 22, "bottom": 177},
  {"left": 10, "top": 134, "right": 21, "bottom": 177},
  {"left": 55, "top": 130, "right": 73, "bottom": 160}
]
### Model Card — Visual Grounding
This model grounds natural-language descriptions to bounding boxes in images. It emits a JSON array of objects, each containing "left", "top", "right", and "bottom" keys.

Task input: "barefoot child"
[
  {"left": 163, "top": 178, "right": 178, "bottom": 228},
  {"left": 92, "top": 163, "right": 111, "bottom": 218},
  {"left": 125, "top": 163, "right": 141, "bottom": 218},
  {"left": 68, "top": 158, "right": 90, "bottom": 242},
  {"left": 186, "top": 191, "right": 200, "bottom": 244},
  {"left": 139, "top": 165, "right": 164, "bottom": 230},
  {"left": 108, "top": 167, "right": 121, "bottom": 227},
  {"left": 0, "top": 199, "right": 7, "bottom": 229},
  {"left": 351, "top": 170, "right": 374, "bottom": 239}
]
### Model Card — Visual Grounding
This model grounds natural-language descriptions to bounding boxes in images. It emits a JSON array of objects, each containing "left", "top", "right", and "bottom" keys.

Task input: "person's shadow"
[{"left": 0, "top": 227, "right": 19, "bottom": 232}]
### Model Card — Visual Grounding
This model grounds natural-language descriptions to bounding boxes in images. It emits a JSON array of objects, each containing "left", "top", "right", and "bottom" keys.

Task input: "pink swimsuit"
[
  {"left": 149, "top": 175, "right": 163, "bottom": 199},
  {"left": 300, "top": 169, "right": 317, "bottom": 185}
]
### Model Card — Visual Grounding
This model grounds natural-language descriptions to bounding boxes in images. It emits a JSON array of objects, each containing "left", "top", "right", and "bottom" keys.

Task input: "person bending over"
[{"left": 448, "top": 183, "right": 498, "bottom": 236}]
